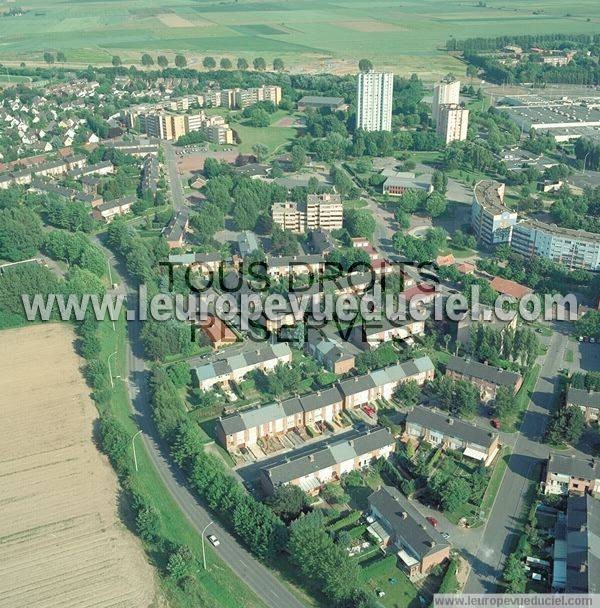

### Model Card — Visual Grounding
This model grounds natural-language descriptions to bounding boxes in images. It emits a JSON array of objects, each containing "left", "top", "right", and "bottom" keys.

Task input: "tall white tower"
[
  {"left": 432, "top": 79, "right": 460, "bottom": 123},
  {"left": 356, "top": 71, "right": 393, "bottom": 132}
]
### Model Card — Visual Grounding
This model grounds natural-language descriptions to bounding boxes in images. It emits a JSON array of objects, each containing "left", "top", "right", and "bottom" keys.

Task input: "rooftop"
[
  {"left": 567, "top": 388, "right": 600, "bottom": 409},
  {"left": 489, "top": 276, "right": 533, "bottom": 300},
  {"left": 446, "top": 355, "right": 522, "bottom": 389},
  {"left": 548, "top": 453, "right": 600, "bottom": 481},
  {"left": 406, "top": 404, "right": 498, "bottom": 449}
]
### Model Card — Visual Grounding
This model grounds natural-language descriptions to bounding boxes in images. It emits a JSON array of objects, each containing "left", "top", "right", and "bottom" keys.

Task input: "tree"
[
  {"left": 290, "top": 145, "right": 307, "bottom": 172},
  {"left": 266, "top": 485, "right": 310, "bottom": 522},
  {"left": 43, "top": 52, "right": 55, "bottom": 64},
  {"left": 237, "top": 57, "right": 249, "bottom": 70},
  {"left": 320, "top": 483, "right": 349, "bottom": 505},
  {"left": 202, "top": 56, "right": 216, "bottom": 69},
  {"left": 157, "top": 55, "right": 169, "bottom": 68},
  {"left": 175, "top": 54, "right": 187, "bottom": 68},
  {"left": 0, "top": 207, "right": 44, "bottom": 261},
  {"left": 220, "top": 57, "right": 232, "bottom": 69},
  {"left": 189, "top": 203, "right": 224, "bottom": 240},
  {"left": 503, "top": 553, "right": 527, "bottom": 592},
  {"left": 358, "top": 58, "right": 373, "bottom": 72},
  {"left": 141, "top": 53, "right": 154, "bottom": 66},
  {"left": 343, "top": 208, "right": 376, "bottom": 239},
  {"left": 438, "top": 477, "right": 472, "bottom": 513},
  {"left": 273, "top": 57, "right": 284, "bottom": 71},
  {"left": 56, "top": 51, "right": 66, "bottom": 62},
  {"left": 425, "top": 191, "right": 447, "bottom": 218},
  {"left": 111, "top": 55, "right": 122, "bottom": 67},
  {"left": 394, "top": 379, "right": 421, "bottom": 404},
  {"left": 167, "top": 545, "right": 194, "bottom": 582},
  {"left": 246, "top": 107, "right": 271, "bottom": 127},
  {"left": 253, "top": 57, "right": 266, "bottom": 71},
  {"left": 252, "top": 143, "right": 268, "bottom": 162},
  {"left": 432, "top": 169, "right": 448, "bottom": 194}
]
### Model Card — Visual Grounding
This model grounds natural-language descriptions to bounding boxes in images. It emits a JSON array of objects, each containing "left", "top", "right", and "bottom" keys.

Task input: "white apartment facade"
[
  {"left": 356, "top": 71, "right": 393, "bottom": 132},
  {"left": 432, "top": 79, "right": 460, "bottom": 122},
  {"left": 436, "top": 104, "right": 469, "bottom": 144}
]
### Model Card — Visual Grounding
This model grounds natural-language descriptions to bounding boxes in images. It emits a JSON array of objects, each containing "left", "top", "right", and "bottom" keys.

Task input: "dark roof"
[
  {"left": 338, "top": 372, "right": 377, "bottom": 397},
  {"left": 299, "top": 386, "right": 343, "bottom": 412},
  {"left": 263, "top": 427, "right": 394, "bottom": 486},
  {"left": 266, "top": 254, "right": 324, "bottom": 268},
  {"left": 163, "top": 208, "right": 189, "bottom": 242},
  {"left": 298, "top": 96, "right": 345, "bottom": 107},
  {"left": 548, "top": 453, "right": 600, "bottom": 481},
  {"left": 566, "top": 494, "right": 600, "bottom": 593},
  {"left": 368, "top": 485, "right": 450, "bottom": 560},
  {"left": 446, "top": 355, "right": 522, "bottom": 389},
  {"left": 567, "top": 388, "right": 600, "bottom": 409},
  {"left": 406, "top": 405, "right": 497, "bottom": 449},
  {"left": 96, "top": 194, "right": 136, "bottom": 212}
]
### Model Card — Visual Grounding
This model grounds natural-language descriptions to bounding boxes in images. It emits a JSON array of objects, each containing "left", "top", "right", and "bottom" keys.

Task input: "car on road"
[
  {"left": 426, "top": 516, "right": 439, "bottom": 527},
  {"left": 491, "top": 418, "right": 501, "bottom": 429},
  {"left": 441, "top": 531, "right": 450, "bottom": 540},
  {"left": 207, "top": 534, "right": 220, "bottom": 547}
]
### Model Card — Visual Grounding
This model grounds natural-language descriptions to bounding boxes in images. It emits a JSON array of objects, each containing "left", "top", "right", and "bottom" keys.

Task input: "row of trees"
[{"left": 469, "top": 324, "right": 541, "bottom": 369}]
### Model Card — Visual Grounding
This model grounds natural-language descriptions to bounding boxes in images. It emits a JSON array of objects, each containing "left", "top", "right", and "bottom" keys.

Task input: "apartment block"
[
  {"left": 432, "top": 79, "right": 460, "bottom": 123},
  {"left": 544, "top": 453, "right": 600, "bottom": 496},
  {"left": 436, "top": 104, "right": 469, "bottom": 144},
  {"left": 471, "top": 180, "right": 518, "bottom": 247},
  {"left": 405, "top": 405, "right": 500, "bottom": 466},
  {"left": 261, "top": 427, "right": 395, "bottom": 495},
  {"left": 271, "top": 193, "right": 343, "bottom": 234},
  {"left": 356, "top": 71, "right": 393, "bottom": 132},
  {"left": 349, "top": 317, "right": 426, "bottom": 350},
  {"left": 91, "top": 194, "right": 136, "bottom": 223},
  {"left": 368, "top": 485, "right": 451, "bottom": 578},
  {"left": 445, "top": 355, "right": 523, "bottom": 401},
  {"left": 511, "top": 219, "right": 600, "bottom": 271}
]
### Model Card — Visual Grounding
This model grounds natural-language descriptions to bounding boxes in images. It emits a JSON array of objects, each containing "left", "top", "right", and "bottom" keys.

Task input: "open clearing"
[
  {"left": 0, "top": 0, "right": 598, "bottom": 77},
  {"left": 0, "top": 324, "right": 158, "bottom": 608}
]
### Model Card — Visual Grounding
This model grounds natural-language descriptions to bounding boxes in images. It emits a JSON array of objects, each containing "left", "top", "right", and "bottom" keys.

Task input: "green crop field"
[{"left": 0, "top": 0, "right": 598, "bottom": 77}]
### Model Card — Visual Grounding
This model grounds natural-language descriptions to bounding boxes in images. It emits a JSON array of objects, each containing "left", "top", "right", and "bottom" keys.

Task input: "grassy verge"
[
  {"left": 502, "top": 364, "right": 541, "bottom": 432},
  {"left": 96, "top": 312, "right": 268, "bottom": 608},
  {"left": 480, "top": 447, "right": 511, "bottom": 517}
]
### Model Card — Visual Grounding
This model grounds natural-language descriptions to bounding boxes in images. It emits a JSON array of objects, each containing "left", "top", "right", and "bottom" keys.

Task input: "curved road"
[{"left": 100, "top": 242, "right": 307, "bottom": 608}]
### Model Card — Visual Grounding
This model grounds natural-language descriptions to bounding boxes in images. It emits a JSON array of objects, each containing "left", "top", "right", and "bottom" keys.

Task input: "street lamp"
[
  {"left": 201, "top": 520, "right": 214, "bottom": 571},
  {"left": 107, "top": 350, "right": 117, "bottom": 388},
  {"left": 131, "top": 429, "right": 142, "bottom": 472}
]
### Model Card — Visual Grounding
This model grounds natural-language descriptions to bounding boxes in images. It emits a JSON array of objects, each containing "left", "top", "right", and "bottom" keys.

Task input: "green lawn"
[
  {"left": 564, "top": 349, "right": 574, "bottom": 363},
  {"left": 231, "top": 120, "right": 297, "bottom": 156},
  {"left": 480, "top": 447, "right": 511, "bottom": 517},
  {"left": 362, "top": 555, "right": 420, "bottom": 608}
]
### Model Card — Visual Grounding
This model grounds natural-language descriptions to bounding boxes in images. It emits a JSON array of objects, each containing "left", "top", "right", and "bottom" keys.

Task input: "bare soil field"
[
  {"left": 0, "top": 324, "right": 159, "bottom": 608},
  {"left": 176, "top": 150, "right": 238, "bottom": 176},
  {"left": 337, "top": 20, "right": 406, "bottom": 33}
]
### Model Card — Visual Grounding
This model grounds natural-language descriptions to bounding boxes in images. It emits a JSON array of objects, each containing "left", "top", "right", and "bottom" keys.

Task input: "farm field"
[
  {"left": 0, "top": 324, "right": 158, "bottom": 608},
  {"left": 0, "top": 0, "right": 598, "bottom": 78}
]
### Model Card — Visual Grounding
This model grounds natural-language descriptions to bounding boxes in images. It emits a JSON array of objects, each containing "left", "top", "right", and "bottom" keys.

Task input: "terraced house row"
[{"left": 215, "top": 356, "right": 435, "bottom": 451}]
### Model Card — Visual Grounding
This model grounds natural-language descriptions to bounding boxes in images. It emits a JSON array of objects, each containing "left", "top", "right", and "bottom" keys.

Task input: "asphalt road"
[
  {"left": 96, "top": 250, "right": 307, "bottom": 608},
  {"left": 162, "top": 141, "right": 187, "bottom": 210},
  {"left": 464, "top": 330, "right": 567, "bottom": 593}
]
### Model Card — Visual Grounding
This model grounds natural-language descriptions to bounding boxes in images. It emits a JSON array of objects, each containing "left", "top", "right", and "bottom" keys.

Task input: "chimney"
[
  {"left": 429, "top": 540, "right": 436, "bottom": 548},
  {"left": 448, "top": 418, "right": 454, "bottom": 425}
]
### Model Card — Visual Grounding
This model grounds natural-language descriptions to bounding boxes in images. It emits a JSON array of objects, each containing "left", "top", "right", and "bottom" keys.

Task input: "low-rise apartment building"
[
  {"left": 192, "top": 343, "right": 292, "bottom": 391},
  {"left": 382, "top": 174, "right": 433, "bottom": 197},
  {"left": 544, "top": 453, "right": 600, "bottom": 496},
  {"left": 445, "top": 355, "right": 523, "bottom": 401},
  {"left": 163, "top": 208, "right": 189, "bottom": 249},
  {"left": 471, "top": 180, "right": 518, "bottom": 247},
  {"left": 261, "top": 427, "right": 395, "bottom": 495},
  {"left": 265, "top": 254, "right": 325, "bottom": 277},
  {"left": 216, "top": 356, "right": 434, "bottom": 451},
  {"left": 566, "top": 387, "right": 600, "bottom": 423},
  {"left": 405, "top": 405, "right": 500, "bottom": 466},
  {"left": 91, "top": 194, "right": 136, "bottom": 222},
  {"left": 368, "top": 485, "right": 451, "bottom": 578}
]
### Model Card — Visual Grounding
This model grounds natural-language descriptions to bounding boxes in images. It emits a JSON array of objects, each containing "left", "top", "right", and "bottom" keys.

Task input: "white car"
[{"left": 207, "top": 534, "right": 220, "bottom": 547}]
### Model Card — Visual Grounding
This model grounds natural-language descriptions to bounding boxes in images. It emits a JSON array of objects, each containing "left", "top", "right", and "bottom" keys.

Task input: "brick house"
[
  {"left": 367, "top": 485, "right": 450, "bottom": 578},
  {"left": 544, "top": 453, "right": 600, "bottom": 497},
  {"left": 445, "top": 355, "right": 523, "bottom": 402},
  {"left": 566, "top": 387, "right": 600, "bottom": 423}
]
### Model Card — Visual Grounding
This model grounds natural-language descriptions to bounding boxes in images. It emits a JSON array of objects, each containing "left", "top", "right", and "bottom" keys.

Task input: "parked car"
[
  {"left": 441, "top": 531, "right": 450, "bottom": 540},
  {"left": 207, "top": 534, "right": 220, "bottom": 547},
  {"left": 362, "top": 405, "right": 376, "bottom": 418},
  {"left": 426, "top": 516, "right": 439, "bottom": 528},
  {"left": 491, "top": 418, "right": 501, "bottom": 429}
]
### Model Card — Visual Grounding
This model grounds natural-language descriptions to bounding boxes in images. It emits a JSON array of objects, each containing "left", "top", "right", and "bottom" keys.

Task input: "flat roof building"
[
  {"left": 471, "top": 180, "right": 517, "bottom": 247},
  {"left": 357, "top": 71, "right": 393, "bottom": 132}
]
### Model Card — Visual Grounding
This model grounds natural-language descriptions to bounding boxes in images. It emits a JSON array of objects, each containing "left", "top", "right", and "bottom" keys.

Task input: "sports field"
[{"left": 0, "top": 0, "right": 598, "bottom": 77}]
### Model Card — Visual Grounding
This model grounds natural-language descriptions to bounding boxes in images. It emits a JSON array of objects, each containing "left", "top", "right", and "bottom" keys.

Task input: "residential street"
[
  {"left": 162, "top": 141, "right": 187, "bottom": 211},
  {"left": 96, "top": 248, "right": 308, "bottom": 608},
  {"left": 464, "top": 328, "right": 578, "bottom": 592}
]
